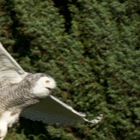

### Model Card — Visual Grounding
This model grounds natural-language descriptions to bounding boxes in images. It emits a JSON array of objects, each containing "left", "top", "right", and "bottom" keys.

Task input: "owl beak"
[{"left": 46, "top": 87, "right": 53, "bottom": 91}]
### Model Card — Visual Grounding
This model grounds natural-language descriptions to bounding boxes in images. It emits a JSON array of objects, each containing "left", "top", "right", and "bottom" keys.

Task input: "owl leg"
[{"left": 0, "top": 121, "right": 8, "bottom": 140}]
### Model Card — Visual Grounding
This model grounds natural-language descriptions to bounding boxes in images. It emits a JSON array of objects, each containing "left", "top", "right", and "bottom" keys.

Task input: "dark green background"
[{"left": 0, "top": 0, "right": 140, "bottom": 140}]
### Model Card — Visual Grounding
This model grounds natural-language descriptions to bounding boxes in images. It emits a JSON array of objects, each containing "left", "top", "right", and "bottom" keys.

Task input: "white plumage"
[{"left": 0, "top": 42, "right": 103, "bottom": 140}]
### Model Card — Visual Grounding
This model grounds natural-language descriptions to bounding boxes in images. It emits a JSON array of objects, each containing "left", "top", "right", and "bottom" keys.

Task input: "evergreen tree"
[{"left": 0, "top": 0, "right": 139, "bottom": 140}]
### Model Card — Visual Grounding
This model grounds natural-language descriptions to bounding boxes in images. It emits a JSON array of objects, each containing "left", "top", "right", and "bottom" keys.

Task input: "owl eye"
[{"left": 45, "top": 80, "right": 50, "bottom": 83}]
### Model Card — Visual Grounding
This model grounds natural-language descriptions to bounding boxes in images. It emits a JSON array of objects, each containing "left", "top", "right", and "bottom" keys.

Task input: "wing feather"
[
  {"left": 0, "top": 42, "right": 27, "bottom": 84},
  {"left": 21, "top": 95, "right": 103, "bottom": 125}
]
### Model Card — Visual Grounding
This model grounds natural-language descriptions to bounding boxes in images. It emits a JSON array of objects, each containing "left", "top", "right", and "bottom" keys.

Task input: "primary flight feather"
[{"left": 0, "top": 42, "right": 103, "bottom": 140}]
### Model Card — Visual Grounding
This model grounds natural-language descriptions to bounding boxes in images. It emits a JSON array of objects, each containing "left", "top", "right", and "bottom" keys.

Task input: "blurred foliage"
[{"left": 0, "top": 0, "right": 140, "bottom": 140}]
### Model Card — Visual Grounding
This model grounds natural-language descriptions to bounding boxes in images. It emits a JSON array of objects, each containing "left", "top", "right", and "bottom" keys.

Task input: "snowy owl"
[{"left": 0, "top": 42, "right": 103, "bottom": 140}]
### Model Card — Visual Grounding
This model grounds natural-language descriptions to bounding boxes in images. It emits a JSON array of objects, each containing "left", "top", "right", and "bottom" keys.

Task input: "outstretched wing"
[
  {"left": 0, "top": 42, "right": 102, "bottom": 125},
  {"left": 0, "top": 42, "right": 27, "bottom": 84},
  {"left": 21, "top": 95, "right": 103, "bottom": 125}
]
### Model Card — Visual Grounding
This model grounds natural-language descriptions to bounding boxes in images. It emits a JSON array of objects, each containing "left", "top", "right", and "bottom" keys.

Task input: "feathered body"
[
  {"left": 0, "top": 74, "right": 39, "bottom": 114},
  {"left": 0, "top": 73, "right": 56, "bottom": 140}
]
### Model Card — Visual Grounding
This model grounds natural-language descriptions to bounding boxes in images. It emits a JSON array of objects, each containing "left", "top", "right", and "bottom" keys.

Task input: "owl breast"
[{"left": 0, "top": 111, "right": 19, "bottom": 128}]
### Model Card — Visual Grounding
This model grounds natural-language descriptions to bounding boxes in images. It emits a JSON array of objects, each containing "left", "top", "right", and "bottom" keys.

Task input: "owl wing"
[
  {"left": 0, "top": 42, "right": 102, "bottom": 125},
  {"left": 21, "top": 95, "right": 103, "bottom": 125},
  {"left": 0, "top": 42, "right": 27, "bottom": 84}
]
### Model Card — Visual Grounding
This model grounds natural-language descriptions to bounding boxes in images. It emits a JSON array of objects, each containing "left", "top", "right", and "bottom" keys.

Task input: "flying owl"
[{"left": 0, "top": 42, "right": 103, "bottom": 140}]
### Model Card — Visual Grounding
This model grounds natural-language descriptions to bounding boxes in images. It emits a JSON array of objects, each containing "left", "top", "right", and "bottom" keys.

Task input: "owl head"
[{"left": 26, "top": 73, "right": 56, "bottom": 98}]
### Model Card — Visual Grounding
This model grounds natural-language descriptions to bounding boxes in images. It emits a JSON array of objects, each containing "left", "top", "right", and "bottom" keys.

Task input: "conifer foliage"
[{"left": 0, "top": 0, "right": 140, "bottom": 140}]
